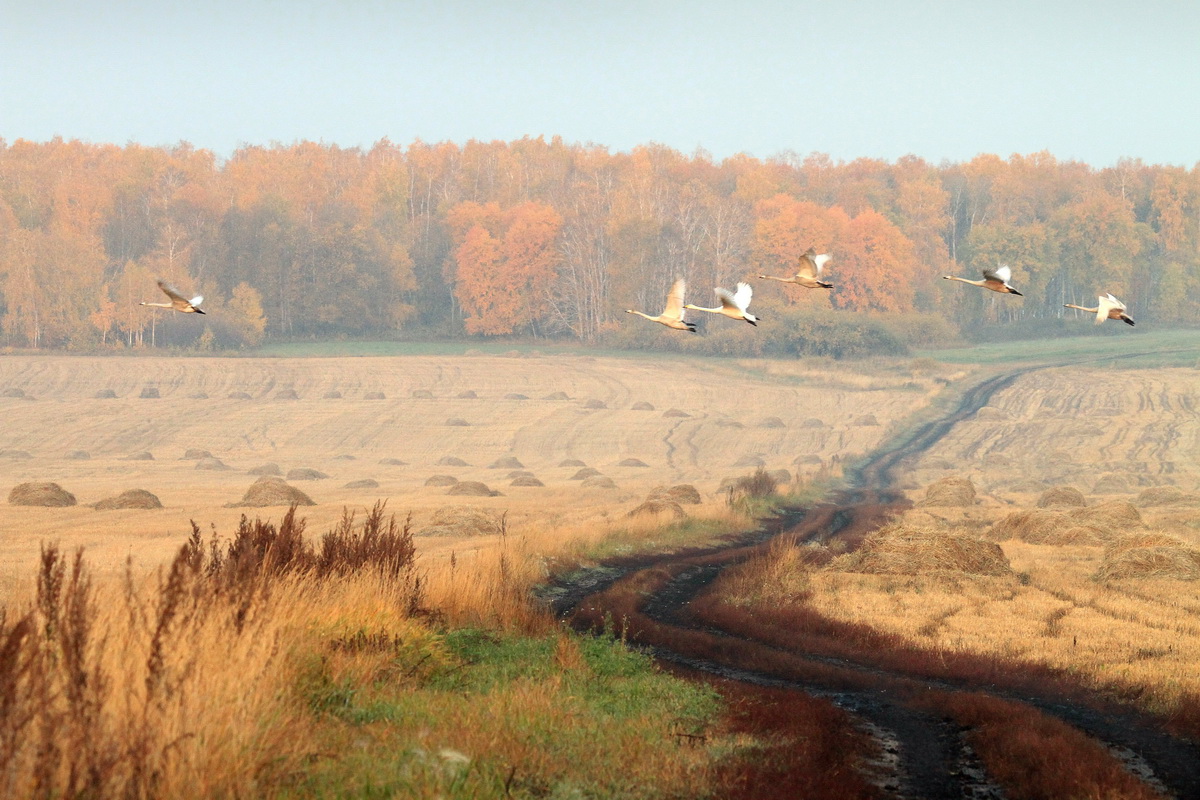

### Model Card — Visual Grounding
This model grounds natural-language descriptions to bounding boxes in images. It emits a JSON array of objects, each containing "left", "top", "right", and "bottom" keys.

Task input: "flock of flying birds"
[{"left": 626, "top": 249, "right": 1136, "bottom": 331}]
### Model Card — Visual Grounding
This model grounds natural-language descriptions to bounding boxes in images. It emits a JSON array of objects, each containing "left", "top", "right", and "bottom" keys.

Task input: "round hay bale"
[
  {"left": 714, "top": 418, "right": 744, "bottom": 428},
  {"left": 989, "top": 510, "right": 1087, "bottom": 544},
  {"left": 411, "top": 389, "right": 435, "bottom": 399},
  {"left": 94, "top": 388, "right": 117, "bottom": 399},
  {"left": 852, "top": 414, "right": 879, "bottom": 426},
  {"left": 793, "top": 454, "right": 823, "bottom": 466},
  {"left": 647, "top": 484, "right": 702, "bottom": 505},
  {"left": 1093, "top": 474, "right": 1132, "bottom": 494},
  {"left": 188, "top": 392, "right": 208, "bottom": 399},
  {"left": 543, "top": 391, "right": 570, "bottom": 401},
  {"left": 286, "top": 468, "right": 329, "bottom": 481},
  {"left": 627, "top": 498, "right": 686, "bottom": 519},
  {"left": 918, "top": 476, "right": 976, "bottom": 507},
  {"left": 274, "top": 388, "right": 299, "bottom": 400},
  {"left": 195, "top": 457, "right": 232, "bottom": 471},
  {"left": 800, "top": 418, "right": 826, "bottom": 428},
  {"left": 435, "top": 456, "right": 470, "bottom": 467},
  {"left": 445, "top": 418, "right": 470, "bottom": 427},
  {"left": 504, "top": 393, "right": 529, "bottom": 400},
  {"left": 508, "top": 470, "right": 534, "bottom": 479},
  {"left": 582, "top": 399, "right": 607, "bottom": 409},
  {"left": 1037, "top": 486, "right": 1087, "bottom": 508},
  {"left": 0, "top": 450, "right": 32, "bottom": 460},
  {"left": 230, "top": 478, "right": 315, "bottom": 508},
  {"left": 332, "top": 454, "right": 356, "bottom": 461},
  {"left": 581, "top": 476, "right": 617, "bottom": 489},
  {"left": 662, "top": 408, "right": 690, "bottom": 418},
  {"left": 457, "top": 390, "right": 478, "bottom": 399},
  {"left": 447, "top": 480, "right": 500, "bottom": 497},
  {"left": 618, "top": 458, "right": 649, "bottom": 467},
  {"left": 1071, "top": 501, "right": 1143, "bottom": 532},
  {"left": 9, "top": 482, "right": 76, "bottom": 507},
  {"left": 181, "top": 448, "right": 212, "bottom": 460},
  {"left": 833, "top": 525, "right": 1012, "bottom": 576},
  {"left": 425, "top": 474, "right": 459, "bottom": 487},
  {"left": 630, "top": 401, "right": 655, "bottom": 411},
  {"left": 1096, "top": 545, "right": 1200, "bottom": 582},
  {"left": 1136, "top": 486, "right": 1200, "bottom": 507},
  {"left": 95, "top": 489, "right": 162, "bottom": 511},
  {"left": 559, "top": 458, "right": 587, "bottom": 467},
  {"left": 974, "top": 406, "right": 1008, "bottom": 421},
  {"left": 323, "top": 390, "right": 343, "bottom": 399},
  {"left": 66, "top": 450, "right": 90, "bottom": 460},
  {"left": 139, "top": 387, "right": 160, "bottom": 399},
  {"left": 489, "top": 456, "right": 525, "bottom": 469},
  {"left": 733, "top": 455, "right": 765, "bottom": 468},
  {"left": 423, "top": 506, "right": 504, "bottom": 537},
  {"left": 510, "top": 475, "right": 545, "bottom": 487},
  {"left": 247, "top": 463, "right": 282, "bottom": 476},
  {"left": 124, "top": 451, "right": 155, "bottom": 461},
  {"left": 570, "top": 467, "right": 602, "bottom": 480},
  {"left": 379, "top": 458, "right": 408, "bottom": 466},
  {"left": 344, "top": 478, "right": 380, "bottom": 489},
  {"left": 757, "top": 416, "right": 786, "bottom": 429},
  {"left": 1105, "top": 532, "right": 1185, "bottom": 556},
  {"left": 364, "top": 391, "right": 387, "bottom": 400},
  {"left": 1, "top": 388, "right": 26, "bottom": 398},
  {"left": 768, "top": 469, "right": 792, "bottom": 485},
  {"left": 228, "top": 391, "right": 252, "bottom": 400}
]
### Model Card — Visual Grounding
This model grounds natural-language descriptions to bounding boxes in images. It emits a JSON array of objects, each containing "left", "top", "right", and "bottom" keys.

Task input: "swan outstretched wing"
[
  {"left": 983, "top": 265, "right": 1012, "bottom": 283},
  {"left": 662, "top": 279, "right": 686, "bottom": 320},
  {"left": 157, "top": 280, "right": 188, "bottom": 304}
]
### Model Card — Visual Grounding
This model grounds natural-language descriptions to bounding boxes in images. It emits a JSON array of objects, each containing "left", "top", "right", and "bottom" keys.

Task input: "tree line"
[{"left": 0, "top": 136, "right": 1197, "bottom": 352}]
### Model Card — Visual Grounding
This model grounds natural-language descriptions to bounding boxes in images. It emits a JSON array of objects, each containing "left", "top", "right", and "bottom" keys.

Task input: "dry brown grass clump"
[
  {"left": 1037, "top": 486, "right": 1087, "bottom": 508},
  {"left": 662, "top": 408, "right": 690, "bottom": 418},
  {"left": 1096, "top": 543, "right": 1200, "bottom": 582},
  {"left": 95, "top": 489, "right": 163, "bottom": 510},
  {"left": 445, "top": 417, "right": 470, "bottom": 426},
  {"left": 618, "top": 458, "right": 649, "bottom": 467},
  {"left": 196, "top": 457, "right": 233, "bottom": 471},
  {"left": 286, "top": 468, "right": 328, "bottom": 481},
  {"left": 140, "top": 387, "right": 160, "bottom": 399},
  {"left": 489, "top": 456, "right": 524, "bottom": 469},
  {"left": 94, "top": 388, "right": 117, "bottom": 398},
  {"left": 570, "top": 467, "right": 602, "bottom": 480},
  {"left": 918, "top": 476, "right": 976, "bottom": 507},
  {"left": 630, "top": 401, "right": 655, "bottom": 410},
  {"left": 581, "top": 476, "right": 617, "bottom": 489},
  {"left": 435, "top": 456, "right": 470, "bottom": 467},
  {"left": 647, "top": 484, "right": 702, "bottom": 505},
  {"left": 230, "top": 477, "right": 315, "bottom": 507},
  {"left": 510, "top": 475, "right": 545, "bottom": 487},
  {"left": 832, "top": 524, "right": 1012, "bottom": 577},
  {"left": 1136, "top": 486, "right": 1200, "bottom": 506},
  {"left": 344, "top": 478, "right": 380, "bottom": 489},
  {"left": 182, "top": 448, "right": 213, "bottom": 460},
  {"left": 424, "top": 475, "right": 459, "bottom": 487},
  {"left": 447, "top": 481, "right": 501, "bottom": 497},
  {"left": 247, "top": 463, "right": 282, "bottom": 476},
  {"left": 422, "top": 505, "right": 504, "bottom": 537},
  {"left": 559, "top": 458, "right": 587, "bottom": 467},
  {"left": 627, "top": 498, "right": 686, "bottom": 519},
  {"left": 9, "top": 482, "right": 77, "bottom": 507}
]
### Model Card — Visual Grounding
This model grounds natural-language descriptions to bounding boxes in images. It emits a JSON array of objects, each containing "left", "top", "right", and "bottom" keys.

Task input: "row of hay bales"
[
  {"left": 8, "top": 482, "right": 165, "bottom": 510},
  {"left": 920, "top": 476, "right": 1200, "bottom": 510}
]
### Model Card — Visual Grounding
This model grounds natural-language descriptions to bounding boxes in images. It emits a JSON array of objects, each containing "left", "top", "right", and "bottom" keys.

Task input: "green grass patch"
[{"left": 923, "top": 328, "right": 1200, "bottom": 367}]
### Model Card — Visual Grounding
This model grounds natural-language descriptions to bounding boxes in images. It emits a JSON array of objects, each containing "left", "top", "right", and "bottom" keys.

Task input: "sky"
[{"left": 3, "top": 0, "right": 1198, "bottom": 167}]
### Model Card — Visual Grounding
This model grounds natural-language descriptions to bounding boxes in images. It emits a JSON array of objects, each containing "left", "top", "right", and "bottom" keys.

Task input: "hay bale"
[
  {"left": 181, "top": 448, "right": 212, "bottom": 460},
  {"left": 124, "top": 451, "right": 155, "bottom": 461},
  {"left": 411, "top": 389, "right": 435, "bottom": 399},
  {"left": 662, "top": 408, "right": 690, "bottom": 418},
  {"left": 332, "top": 454, "right": 356, "bottom": 461},
  {"left": 757, "top": 416, "right": 786, "bottom": 429},
  {"left": 1105, "top": 532, "right": 1186, "bottom": 556},
  {"left": 457, "top": 390, "right": 478, "bottom": 399},
  {"left": 447, "top": 480, "right": 501, "bottom": 497},
  {"left": 559, "top": 458, "right": 587, "bottom": 467},
  {"left": 247, "top": 463, "right": 282, "bottom": 476},
  {"left": 508, "top": 470, "right": 534, "bottom": 479},
  {"left": 733, "top": 455, "right": 765, "bottom": 468},
  {"left": 581, "top": 476, "right": 617, "bottom": 489},
  {"left": 436, "top": 456, "right": 471, "bottom": 467},
  {"left": 195, "top": 457, "right": 232, "bottom": 471},
  {"left": 445, "top": 418, "right": 471, "bottom": 426},
  {"left": 423, "top": 506, "right": 504, "bottom": 537},
  {"left": 768, "top": 469, "right": 792, "bottom": 485},
  {"left": 66, "top": 450, "right": 90, "bottom": 460},
  {"left": 8, "top": 482, "right": 76, "bottom": 507},
  {"left": 0, "top": 450, "right": 32, "bottom": 460},
  {"left": 379, "top": 458, "right": 408, "bottom": 466},
  {"left": 463, "top": 348, "right": 483, "bottom": 356},
  {"left": 1136, "top": 486, "right": 1200, "bottom": 507},
  {"left": 1096, "top": 546, "right": 1200, "bottom": 582},
  {"left": 1093, "top": 474, "right": 1132, "bottom": 494},
  {"left": 714, "top": 418, "right": 744, "bottom": 428},
  {"left": 833, "top": 525, "right": 1012, "bottom": 577},
  {"left": 1, "top": 388, "right": 26, "bottom": 398},
  {"left": 1037, "top": 486, "right": 1087, "bottom": 508},
  {"left": 504, "top": 393, "right": 529, "bottom": 400},
  {"left": 139, "top": 387, "right": 160, "bottom": 399},
  {"left": 618, "top": 458, "right": 649, "bottom": 467},
  {"left": 230, "top": 478, "right": 315, "bottom": 508},
  {"left": 801, "top": 418, "right": 826, "bottom": 428},
  {"left": 647, "top": 484, "right": 702, "bottom": 505},
  {"left": 627, "top": 498, "right": 686, "bottom": 519},
  {"left": 94, "top": 388, "right": 117, "bottom": 399},
  {"left": 274, "top": 389, "right": 299, "bottom": 400},
  {"left": 630, "top": 401, "right": 655, "bottom": 411},
  {"left": 360, "top": 391, "right": 384, "bottom": 400},
  {"left": 95, "top": 489, "right": 162, "bottom": 511},
  {"left": 918, "top": 476, "right": 976, "bottom": 507},
  {"left": 489, "top": 456, "right": 525, "bottom": 469},
  {"left": 188, "top": 392, "right": 208, "bottom": 399},
  {"left": 988, "top": 510, "right": 1072, "bottom": 543},
  {"left": 582, "top": 399, "right": 607, "bottom": 409},
  {"left": 323, "top": 390, "right": 343, "bottom": 399},
  {"left": 793, "top": 454, "right": 823, "bottom": 466},
  {"left": 425, "top": 474, "right": 459, "bottom": 487},
  {"left": 570, "top": 467, "right": 602, "bottom": 480},
  {"left": 543, "top": 391, "right": 570, "bottom": 401},
  {"left": 286, "top": 468, "right": 329, "bottom": 481},
  {"left": 1072, "top": 501, "right": 1143, "bottom": 532},
  {"left": 344, "top": 478, "right": 380, "bottom": 489},
  {"left": 510, "top": 475, "right": 545, "bottom": 487},
  {"left": 852, "top": 414, "right": 879, "bottom": 426},
  {"left": 228, "top": 391, "right": 252, "bottom": 400}
]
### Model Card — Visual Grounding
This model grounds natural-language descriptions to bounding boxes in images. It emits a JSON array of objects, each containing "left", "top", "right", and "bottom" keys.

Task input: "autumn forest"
[{"left": 1, "top": 136, "right": 1197, "bottom": 355}]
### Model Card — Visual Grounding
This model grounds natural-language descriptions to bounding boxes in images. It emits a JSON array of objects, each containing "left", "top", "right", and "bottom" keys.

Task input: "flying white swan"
[
  {"left": 685, "top": 282, "right": 759, "bottom": 326},
  {"left": 626, "top": 278, "right": 696, "bottom": 332},
  {"left": 140, "top": 279, "right": 205, "bottom": 314},
  {"left": 942, "top": 265, "right": 1023, "bottom": 296},
  {"left": 1064, "top": 293, "right": 1135, "bottom": 326}
]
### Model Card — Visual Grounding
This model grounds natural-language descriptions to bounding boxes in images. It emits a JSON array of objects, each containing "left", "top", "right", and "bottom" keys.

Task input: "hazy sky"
[{"left": 3, "top": 0, "right": 1198, "bottom": 166}]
